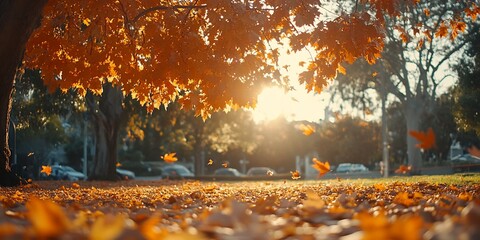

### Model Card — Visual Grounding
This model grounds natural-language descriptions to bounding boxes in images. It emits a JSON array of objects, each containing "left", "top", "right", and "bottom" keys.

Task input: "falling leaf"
[
  {"left": 409, "top": 128, "right": 436, "bottom": 149},
  {"left": 299, "top": 124, "right": 315, "bottom": 136},
  {"left": 395, "top": 165, "right": 412, "bottom": 174},
  {"left": 208, "top": 159, "right": 213, "bottom": 165},
  {"left": 41, "top": 166, "right": 52, "bottom": 176},
  {"left": 27, "top": 152, "right": 34, "bottom": 157},
  {"left": 290, "top": 170, "right": 301, "bottom": 180},
  {"left": 372, "top": 72, "right": 378, "bottom": 77},
  {"left": 267, "top": 170, "right": 274, "bottom": 176},
  {"left": 222, "top": 162, "right": 228, "bottom": 168},
  {"left": 26, "top": 197, "right": 71, "bottom": 238},
  {"left": 311, "top": 158, "right": 330, "bottom": 177},
  {"left": 116, "top": 162, "right": 122, "bottom": 167},
  {"left": 162, "top": 153, "right": 178, "bottom": 163},
  {"left": 467, "top": 145, "right": 480, "bottom": 158}
]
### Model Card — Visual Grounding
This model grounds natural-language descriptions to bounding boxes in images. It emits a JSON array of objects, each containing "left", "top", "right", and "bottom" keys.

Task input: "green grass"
[{"left": 317, "top": 173, "right": 480, "bottom": 186}]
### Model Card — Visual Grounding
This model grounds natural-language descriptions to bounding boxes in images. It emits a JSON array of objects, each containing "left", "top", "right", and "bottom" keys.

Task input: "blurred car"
[
  {"left": 118, "top": 161, "right": 159, "bottom": 176},
  {"left": 451, "top": 154, "right": 480, "bottom": 173},
  {"left": 116, "top": 168, "right": 136, "bottom": 180},
  {"left": 44, "top": 165, "right": 86, "bottom": 181},
  {"left": 214, "top": 168, "right": 244, "bottom": 177},
  {"left": 336, "top": 163, "right": 369, "bottom": 173},
  {"left": 247, "top": 167, "right": 276, "bottom": 176},
  {"left": 161, "top": 164, "right": 194, "bottom": 178}
]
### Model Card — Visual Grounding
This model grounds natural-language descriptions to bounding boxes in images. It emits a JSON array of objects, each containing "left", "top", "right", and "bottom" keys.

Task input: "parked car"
[
  {"left": 118, "top": 161, "right": 159, "bottom": 176},
  {"left": 247, "top": 167, "right": 276, "bottom": 176},
  {"left": 336, "top": 163, "right": 369, "bottom": 173},
  {"left": 214, "top": 168, "right": 244, "bottom": 177},
  {"left": 116, "top": 168, "right": 136, "bottom": 180},
  {"left": 43, "top": 165, "right": 86, "bottom": 181},
  {"left": 161, "top": 164, "right": 194, "bottom": 178},
  {"left": 451, "top": 154, "right": 480, "bottom": 173}
]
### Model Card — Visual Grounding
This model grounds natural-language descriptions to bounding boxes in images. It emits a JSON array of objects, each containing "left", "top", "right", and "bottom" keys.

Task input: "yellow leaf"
[
  {"left": 162, "top": 153, "right": 178, "bottom": 163},
  {"left": 89, "top": 214, "right": 125, "bottom": 240},
  {"left": 140, "top": 214, "right": 165, "bottom": 240},
  {"left": 82, "top": 18, "right": 91, "bottom": 26},
  {"left": 299, "top": 124, "right": 315, "bottom": 136},
  {"left": 26, "top": 197, "right": 71, "bottom": 238},
  {"left": 41, "top": 166, "right": 52, "bottom": 176},
  {"left": 208, "top": 159, "right": 213, "bottom": 165}
]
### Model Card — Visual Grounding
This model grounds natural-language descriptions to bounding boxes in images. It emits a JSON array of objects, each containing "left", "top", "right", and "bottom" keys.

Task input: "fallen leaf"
[
  {"left": 290, "top": 170, "right": 301, "bottom": 180},
  {"left": 26, "top": 197, "right": 71, "bottom": 238},
  {"left": 89, "top": 214, "right": 125, "bottom": 240},
  {"left": 395, "top": 165, "right": 412, "bottom": 174}
]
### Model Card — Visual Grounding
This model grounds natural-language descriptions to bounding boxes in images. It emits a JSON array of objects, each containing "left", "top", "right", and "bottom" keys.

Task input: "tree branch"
[{"left": 132, "top": 4, "right": 207, "bottom": 23}]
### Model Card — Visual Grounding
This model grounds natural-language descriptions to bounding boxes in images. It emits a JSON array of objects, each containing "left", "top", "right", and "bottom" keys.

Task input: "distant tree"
[
  {"left": 331, "top": 0, "right": 479, "bottom": 173},
  {"left": 316, "top": 116, "right": 380, "bottom": 167},
  {"left": 454, "top": 30, "right": 480, "bottom": 136}
]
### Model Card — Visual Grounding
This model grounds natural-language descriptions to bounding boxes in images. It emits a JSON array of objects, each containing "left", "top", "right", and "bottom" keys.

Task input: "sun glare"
[
  {"left": 252, "top": 87, "right": 290, "bottom": 122},
  {"left": 252, "top": 86, "right": 329, "bottom": 123}
]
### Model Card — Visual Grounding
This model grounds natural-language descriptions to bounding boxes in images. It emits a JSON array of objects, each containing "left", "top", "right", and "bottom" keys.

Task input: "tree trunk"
[
  {"left": 0, "top": 0, "right": 47, "bottom": 186},
  {"left": 404, "top": 99, "right": 424, "bottom": 174},
  {"left": 86, "top": 83, "right": 123, "bottom": 181}
]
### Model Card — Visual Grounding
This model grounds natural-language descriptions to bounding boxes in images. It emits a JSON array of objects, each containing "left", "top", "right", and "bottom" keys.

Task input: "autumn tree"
[
  {"left": 2, "top": 0, "right": 479, "bottom": 184},
  {"left": 331, "top": 0, "right": 479, "bottom": 173},
  {"left": 0, "top": 0, "right": 49, "bottom": 186}
]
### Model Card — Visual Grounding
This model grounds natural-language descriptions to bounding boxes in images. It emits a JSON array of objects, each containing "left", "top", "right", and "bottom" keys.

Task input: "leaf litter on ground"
[{"left": 0, "top": 175, "right": 479, "bottom": 239}]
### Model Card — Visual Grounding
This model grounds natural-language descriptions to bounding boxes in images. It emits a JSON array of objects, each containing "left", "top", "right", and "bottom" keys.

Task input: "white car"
[
  {"left": 48, "top": 165, "right": 86, "bottom": 181},
  {"left": 336, "top": 163, "right": 369, "bottom": 173}
]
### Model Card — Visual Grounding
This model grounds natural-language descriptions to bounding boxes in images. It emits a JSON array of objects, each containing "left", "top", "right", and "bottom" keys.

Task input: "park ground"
[{"left": 0, "top": 174, "right": 479, "bottom": 239}]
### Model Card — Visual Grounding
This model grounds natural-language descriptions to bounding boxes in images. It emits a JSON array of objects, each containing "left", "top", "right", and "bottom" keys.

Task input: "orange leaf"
[
  {"left": 222, "top": 162, "right": 228, "bottom": 168},
  {"left": 26, "top": 197, "right": 71, "bottom": 238},
  {"left": 290, "top": 170, "right": 301, "bottom": 180},
  {"left": 423, "top": 8, "right": 430, "bottom": 17},
  {"left": 394, "top": 165, "right": 412, "bottom": 174},
  {"left": 299, "top": 124, "right": 315, "bottom": 136},
  {"left": 467, "top": 145, "right": 480, "bottom": 158},
  {"left": 162, "top": 153, "right": 178, "bottom": 163},
  {"left": 434, "top": 22, "right": 448, "bottom": 38},
  {"left": 311, "top": 158, "right": 330, "bottom": 177},
  {"left": 41, "top": 166, "right": 52, "bottom": 176},
  {"left": 408, "top": 128, "right": 435, "bottom": 149}
]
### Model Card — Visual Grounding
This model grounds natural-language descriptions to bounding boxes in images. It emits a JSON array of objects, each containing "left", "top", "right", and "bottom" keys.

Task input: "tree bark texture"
[
  {"left": 86, "top": 83, "right": 124, "bottom": 181},
  {"left": 0, "top": 0, "right": 47, "bottom": 186},
  {"left": 404, "top": 98, "right": 425, "bottom": 174}
]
